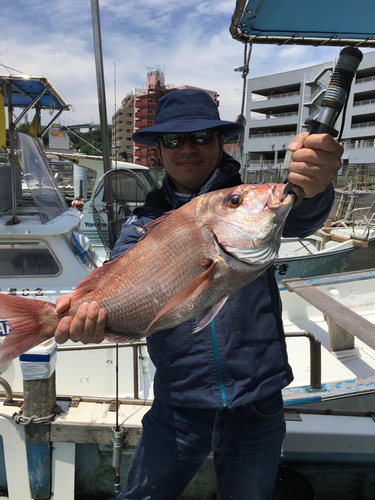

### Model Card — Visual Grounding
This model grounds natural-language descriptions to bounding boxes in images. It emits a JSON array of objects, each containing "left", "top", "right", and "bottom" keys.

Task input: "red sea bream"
[{"left": 0, "top": 183, "right": 294, "bottom": 363}]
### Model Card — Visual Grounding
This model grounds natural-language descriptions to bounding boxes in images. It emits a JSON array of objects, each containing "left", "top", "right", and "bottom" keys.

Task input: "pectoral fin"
[
  {"left": 193, "top": 296, "right": 228, "bottom": 333},
  {"left": 145, "top": 260, "right": 219, "bottom": 332}
]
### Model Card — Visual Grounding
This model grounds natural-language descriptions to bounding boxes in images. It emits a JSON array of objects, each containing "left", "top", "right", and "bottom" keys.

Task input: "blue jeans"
[{"left": 119, "top": 391, "right": 285, "bottom": 500}]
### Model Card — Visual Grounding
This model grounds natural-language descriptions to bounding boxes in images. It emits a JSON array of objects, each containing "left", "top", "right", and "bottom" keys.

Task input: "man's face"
[{"left": 157, "top": 131, "right": 224, "bottom": 194}]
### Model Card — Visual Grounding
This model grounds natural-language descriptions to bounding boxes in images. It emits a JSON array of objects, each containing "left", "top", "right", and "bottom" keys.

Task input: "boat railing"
[
  {"left": 283, "top": 277, "right": 375, "bottom": 353},
  {"left": 284, "top": 332, "right": 322, "bottom": 390},
  {"left": 2, "top": 332, "right": 323, "bottom": 402},
  {"left": 57, "top": 340, "right": 149, "bottom": 401},
  {"left": 332, "top": 202, "right": 375, "bottom": 239}
]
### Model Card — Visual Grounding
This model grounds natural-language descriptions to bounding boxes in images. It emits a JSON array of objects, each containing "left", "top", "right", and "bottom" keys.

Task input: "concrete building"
[
  {"left": 243, "top": 50, "right": 375, "bottom": 175},
  {"left": 133, "top": 69, "right": 169, "bottom": 169},
  {"left": 112, "top": 88, "right": 144, "bottom": 161}
]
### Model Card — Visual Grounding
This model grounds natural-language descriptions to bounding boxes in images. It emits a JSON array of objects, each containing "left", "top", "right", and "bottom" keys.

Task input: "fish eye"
[{"left": 227, "top": 194, "right": 243, "bottom": 208}]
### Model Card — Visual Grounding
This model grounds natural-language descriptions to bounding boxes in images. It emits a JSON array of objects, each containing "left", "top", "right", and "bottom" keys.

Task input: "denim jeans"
[{"left": 119, "top": 391, "right": 285, "bottom": 500}]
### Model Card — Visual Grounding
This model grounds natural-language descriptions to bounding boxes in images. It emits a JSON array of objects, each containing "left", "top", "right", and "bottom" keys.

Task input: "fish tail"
[{"left": 0, "top": 295, "right": 57, "bottom": 364}]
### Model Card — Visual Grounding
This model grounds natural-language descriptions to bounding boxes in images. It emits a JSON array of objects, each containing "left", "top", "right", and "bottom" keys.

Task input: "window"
[
  {"left": 0, "top": 241, "right": 60, "bottom": 276},
  {"left": 126, "top": 113, "right": 132, "bottom": 117},
  {"left": 126, "top": 121, "right": 132, "bottom": 125}
]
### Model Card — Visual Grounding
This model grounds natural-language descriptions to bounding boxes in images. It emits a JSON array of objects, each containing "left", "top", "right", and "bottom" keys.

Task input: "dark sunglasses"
[{"left": 159, "top": 129, "right": 219, "bottom": 149}]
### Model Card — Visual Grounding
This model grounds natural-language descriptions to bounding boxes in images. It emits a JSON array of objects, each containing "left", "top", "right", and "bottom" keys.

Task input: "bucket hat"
[{"left": 132, "top": 89, "right": 244, "bottom": 146}]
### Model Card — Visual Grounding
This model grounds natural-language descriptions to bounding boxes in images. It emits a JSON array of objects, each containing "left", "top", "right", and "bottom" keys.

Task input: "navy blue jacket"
[{"left": 112, "top": 153, "right": 334, "bottom": 409}]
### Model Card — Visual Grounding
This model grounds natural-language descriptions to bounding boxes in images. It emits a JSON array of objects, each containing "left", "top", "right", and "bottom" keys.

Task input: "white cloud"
[{"left": 2, "top": 1, "right": 371, "bottom": 129}]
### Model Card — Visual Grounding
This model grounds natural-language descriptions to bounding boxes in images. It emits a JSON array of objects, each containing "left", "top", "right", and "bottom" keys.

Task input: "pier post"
[{"left": 21, "top": 342, "right": 57, "bottom": 499}]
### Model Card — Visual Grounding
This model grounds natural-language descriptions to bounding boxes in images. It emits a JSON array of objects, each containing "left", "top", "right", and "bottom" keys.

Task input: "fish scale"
[{"left": 0, "top": 183, "right": 294, "bottom": 364}]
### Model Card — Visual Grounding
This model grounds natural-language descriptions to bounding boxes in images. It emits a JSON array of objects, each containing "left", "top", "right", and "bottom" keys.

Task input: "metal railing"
[
  {"left": 250, "top": 111, "right": 298, "bottom": 121},
  {"left": 356, "top": 75, "right": 375, "bottom": 84},
  {"left": 352, "top": 121, "right": 375, "bottom": 129},
  {"left": 353, "top": 98, "right": 375, "bottom": 107},
  {"left": 342, "top": 139, "right": 375, "bottom": 149},
  {"left": 251, "top": 91, "right": 300, "bottom": 102},
  {"left": 57, "top": 341, "right": 148, "bottom": 400},
  {"left": 248, "top": 131, "right": 296, "bottom": 139},
  {"left": 285, "top": 332, "right": 322, "bottom": 390}
]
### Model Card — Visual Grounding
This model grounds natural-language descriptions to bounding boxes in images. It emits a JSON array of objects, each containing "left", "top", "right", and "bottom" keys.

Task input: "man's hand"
[
  {"left": 287, "top": 132, "right": 343, "bottom": 198},
  {"left": 55, "top": 295, "right": 106, "bottom": 345}
]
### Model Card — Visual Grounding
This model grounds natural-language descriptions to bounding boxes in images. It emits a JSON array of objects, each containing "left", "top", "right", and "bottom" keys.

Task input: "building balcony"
[
  {"left": 248, "top": 114, "right": 299, "bottom": 129},
  {"left": 351, "top": 120, "right": 375, "bottom": 130},
  {"left": 134, "top": 99, "right": 151, "bottom": 109},
  {"left": 134, "top": 119, "right": 152, "bottom": 129},
  {"left": 248, "top": 130, "right": 296, "bottom": 140},
  {"left": 352, "top": 100, "right": 375, "bottom": 117},
  {"left": 135, "top": 109, "right": 154, "bottom": 118},
  {"left": 342, "top": 139, "right": 375, "bottom": 150},
  {"left": 134, "top": 150, "right": 149, "bottom": 157},
  {"left": 354, "top": 76, "right": 375, "bottom": 93},
  {"left": 250, "top": 91, "right": 300, "bottom": 110}
]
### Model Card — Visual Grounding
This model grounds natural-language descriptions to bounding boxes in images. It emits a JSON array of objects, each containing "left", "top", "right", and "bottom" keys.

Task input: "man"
[{"left": 55, "top": 89, "right": 343, "bottom": 499}]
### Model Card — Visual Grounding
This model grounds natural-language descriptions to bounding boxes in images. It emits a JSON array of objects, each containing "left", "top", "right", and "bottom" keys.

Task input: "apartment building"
[
  {"left": 244, "top": 50, "right": 375, "bottom": 173},
  {"left": 111, "top": 88, "right": 144, "bottom": 161}
]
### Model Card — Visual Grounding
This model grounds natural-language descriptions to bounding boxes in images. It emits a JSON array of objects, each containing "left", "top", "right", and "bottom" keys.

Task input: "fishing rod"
[
  {"left": 91, "top": 2, "right": 124, "bottom": 497},
  {"left": 112, "top": 342, "right": 124, "bottom": 500},
  {"left": 283, "top": 46, "right": 363, "bottom": 205}
]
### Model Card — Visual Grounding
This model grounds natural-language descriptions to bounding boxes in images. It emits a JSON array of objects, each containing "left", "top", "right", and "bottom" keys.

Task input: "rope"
[
  {"left": 236, "top": 41, "right": 253, "bottom": 175},
  {"left": 10, "top": 406, "right": 64, "bottom": 425},
  {"left": 62, "top": 124, "right": 103, "bottom": 154}
]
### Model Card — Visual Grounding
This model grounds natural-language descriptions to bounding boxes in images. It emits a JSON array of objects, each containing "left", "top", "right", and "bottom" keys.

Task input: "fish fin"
[
  {"left": 134, "top": 211, "right": 175, "bottom": 245},
  {"left": 105, "top": 332, "right": 146, "bottom": 343},
  {"left": 71, "top": 256, "right": 123, "bottom": 300},
  {"left": 145, "top": 260, "right": 219, "bottom": 333},
  {"left": 143, "top": 212, "right": 173, "bottom": 232},
  {"left": 193, "top": 296, "right": 229, "bottom": 333},
  {"left": 0, "top": 295, "right": 56, "bottom": 364}
]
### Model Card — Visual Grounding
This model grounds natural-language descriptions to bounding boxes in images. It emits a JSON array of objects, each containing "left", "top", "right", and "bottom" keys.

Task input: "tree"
[{"left": 65, "top": 126, "right": 112, "bottom": 155}]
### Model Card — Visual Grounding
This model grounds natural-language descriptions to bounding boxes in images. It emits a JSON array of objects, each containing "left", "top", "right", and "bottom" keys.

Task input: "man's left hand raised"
[{"left": 287, "top": 132, "right": 343, "bottom": 199}]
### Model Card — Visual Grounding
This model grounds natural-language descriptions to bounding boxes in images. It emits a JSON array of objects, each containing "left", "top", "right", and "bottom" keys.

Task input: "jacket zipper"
[{"left": 210, "top": 320, "right": 228, "bottom": 407}]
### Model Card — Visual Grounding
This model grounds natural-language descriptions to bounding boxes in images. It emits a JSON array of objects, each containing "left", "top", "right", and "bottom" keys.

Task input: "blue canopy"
[
  {"left": 230, "top": 0, "right": 375, "bottom": 46},
  {"left": 0, "top": 75, "right": 70, "bottom": 110}
]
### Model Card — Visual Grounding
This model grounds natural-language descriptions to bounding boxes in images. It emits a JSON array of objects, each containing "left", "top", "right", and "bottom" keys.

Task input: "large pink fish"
[{"left": 0, "top": 183, "right": 294, "bottom": 363}]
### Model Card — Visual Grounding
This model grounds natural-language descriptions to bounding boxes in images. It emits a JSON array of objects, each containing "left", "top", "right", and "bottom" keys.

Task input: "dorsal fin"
[
  {"left": 142, "top": 211, "right": 174, "bottom": 232},
  {"left": 71, "top": 256, "right": 122, "bottom": 300}
]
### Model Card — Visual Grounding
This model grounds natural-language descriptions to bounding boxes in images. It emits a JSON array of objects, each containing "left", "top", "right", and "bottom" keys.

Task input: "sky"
[{"left": 0, "top": 0, "right": 367, "bottom": 128}]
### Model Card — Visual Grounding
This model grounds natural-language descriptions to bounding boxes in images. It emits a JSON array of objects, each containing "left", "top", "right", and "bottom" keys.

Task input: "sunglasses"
[{"left": 159, "top": 129, "right": 219, "bottom": 149}]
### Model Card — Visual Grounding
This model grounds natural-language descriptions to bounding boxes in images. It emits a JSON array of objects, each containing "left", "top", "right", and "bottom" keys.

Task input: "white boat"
[
  {"left": 275, "top": 177, "right": 375, "bottom": 280},
  {"left": 275, "top": 218, "right": 375, "bottom": 280},
  {"left": 1, "top": 269, "right": 374, "bottom": 499},
  {"left": 0, "top": 76, "right": 103, "bottom": 303},
  {"left": 279, "top": 270, "right": 375, "bottom": 463}
]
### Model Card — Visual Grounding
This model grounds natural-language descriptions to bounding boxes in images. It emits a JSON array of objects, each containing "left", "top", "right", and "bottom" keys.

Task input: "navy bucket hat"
[{"left": 132, "top": 89, "right": 244, "bottom": 146}]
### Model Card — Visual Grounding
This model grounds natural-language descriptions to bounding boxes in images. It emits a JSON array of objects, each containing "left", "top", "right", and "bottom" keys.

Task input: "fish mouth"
[
  {"left": 270, "top": 183, "right": 296, "bottom": 209},
  {"left": 281, "top": 182, "right": 305, "bottom": 208}
]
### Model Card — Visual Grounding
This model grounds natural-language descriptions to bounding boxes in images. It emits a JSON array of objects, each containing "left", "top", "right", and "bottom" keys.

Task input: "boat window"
[{"left": 0, "top": 241, "right": 60, "bottom": 276}]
